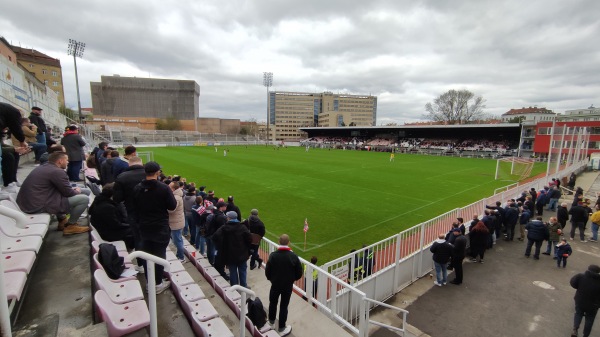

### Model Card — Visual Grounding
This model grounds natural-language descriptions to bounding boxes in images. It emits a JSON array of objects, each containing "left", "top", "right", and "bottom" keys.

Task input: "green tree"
[
  {"left": 155, "top": 116, "right": 182, "bottom": 130},
  {"left": 424, "top": 89, "right": 486, "bottom": 124}
]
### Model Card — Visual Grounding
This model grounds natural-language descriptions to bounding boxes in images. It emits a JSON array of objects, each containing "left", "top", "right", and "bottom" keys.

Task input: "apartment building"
[{"left": 11, "top": 46, "right": 65, "bottom": 106}]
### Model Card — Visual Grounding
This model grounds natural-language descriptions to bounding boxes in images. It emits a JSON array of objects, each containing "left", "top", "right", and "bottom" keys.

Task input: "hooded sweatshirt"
[
  {"left": 168, "top": 188, "right": 185, "bottom": 230},
  {"left": 430, "top": 238, "right": 453, "bottom": 264},
  {"left": 570, "top": 266, "right": 600, "bottom": 310}
]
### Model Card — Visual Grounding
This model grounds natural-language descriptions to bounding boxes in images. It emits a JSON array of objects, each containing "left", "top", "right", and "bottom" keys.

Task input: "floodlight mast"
[
  {"left": 68, "top": 39, "right": 85, "bottom": 123},
  {"left": 263, "top": 72, "right": 273, "bottom": 144}
]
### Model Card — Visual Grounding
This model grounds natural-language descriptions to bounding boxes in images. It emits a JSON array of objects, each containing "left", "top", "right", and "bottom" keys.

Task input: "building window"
[
  {"left": 29, "top": 64, "right": 34, "bottom": 68},
  {"left": 42, "top": 69, "right": 48, "bottom": 74},
  {"left": 52, "top": 70, "right": 57, "bottom": 76},
  {"left": 52, "top": 81, "right": 59, "bottom": 86},
  {"left": 44, "top": 80, "right": 48, "bottom": 85}
]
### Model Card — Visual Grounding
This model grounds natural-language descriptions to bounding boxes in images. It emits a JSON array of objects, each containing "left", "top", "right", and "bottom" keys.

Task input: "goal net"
[{"left": 495, "top": 157, "right": 535, "bottom": 181}]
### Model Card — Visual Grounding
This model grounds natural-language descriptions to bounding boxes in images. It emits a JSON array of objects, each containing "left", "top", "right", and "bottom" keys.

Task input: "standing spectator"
[
  {"left": 543, "top": 217, "right": 562, "bottom": 257},
  {"left": 12, "top": 117, "right": 46, "bottom": 164},
  {"left": 242, "top": 208, "right": 266, "bottom": 270},
  {"left": 16, "top": 152, "right": 89, "bottom": 235},
  {"left": 94, "top": 142, "right": 109, "bottom": 178},
  {"left": 556, "top": 239, "right": 572, "bottom": 268},
  {"left": 182, "top": 186, "right": 197, "bottom": 244},
  {"left": 122, "top": 145, "right": 137, "bottom": 163},
  {"left": 362, "top": 244, "right": 375, "bottom": 277},
  {"left": 226, "top": 195, "right": 242, "bottom": 221},
  {"left": 524, "top": 216, "right": 549, "bottom": 260},
  {"left": 535, "top": 190, "right": 547, "bottom": 216},
  {"left": 206, "top": 201, "right": 228, "bottom": 279},
  {"left": 449, "top": 228, "right": 467, "bottom": 285},
  {"left": 558, "top": 202, "right": 570, "bottom": 229},
  {"left": 0, "top": 103, "right": 27, "bottom": 189},
  {"left": 168, "top": 181, "right": 186, "bottom": 263},
  {"left": 570, "top": 202, "right": 588, "bottom": 242},
  {"left": 213, "top": 211, "right": 252, "bottom": 287},
  {"left": 206, "top": 190, "right": 218, "bottom": 205},
  {"left": 569, "top": 265, "right": 600, "bottom": 337},
  {"left": 568, "top": 173, "right": 577, "bottom": 191},
  {"left": 469, "top": 221, "right": 489, "bottom": 263},
  {"left": 60, "top": 125, "right": 86, "bottom": 182},
  {"left": 547, "top": 186, "right": 562, "bottom": 211},
  {"left": 518, "top": 206, "right": 532, "bottom": 241},
  {"left": 430, "top": 233, "right": 453, "bottom": 286},
  {"left": 28, "top": 106, "right": 47, "bottom": 146},
  {"left": 110, "top": 151, "right": 130, "bottom": 179},
  {"left": 100, "top": 150, "right": 120, "bottom": 185},
  {"left": 265, "top": 234, "right": 302, "bottom": 336},
  {"left": 133, "top": 161, "right": 177, "bottom": 294},
  {"left": 590, "top": 207, "right": 600, "bottom": 243},
  {"left": 89, "top": 183, "right": 134, "bottom": 249},
  {"left": 504, "top": 203, "right": 519, "bottom": 241}
]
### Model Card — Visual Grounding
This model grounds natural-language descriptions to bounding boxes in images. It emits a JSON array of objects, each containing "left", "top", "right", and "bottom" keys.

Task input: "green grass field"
[{"left": 143, "top": 146, "right": 544, "bottom": 261}]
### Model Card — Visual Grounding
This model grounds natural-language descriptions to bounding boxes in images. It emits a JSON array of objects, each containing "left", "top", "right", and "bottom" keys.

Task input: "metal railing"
[{"left": 230, "top": 285, "right": 256, "bottom": 337}]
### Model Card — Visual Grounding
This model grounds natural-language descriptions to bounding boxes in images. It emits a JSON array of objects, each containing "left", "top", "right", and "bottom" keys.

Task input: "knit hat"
[
  {"left": 226, "top": 211, "right": 238, "bottom": 219},
  {"left": 250, "top": 209, "right": 259, "bottom": 216},
  {"left": 588, "top": 265, "right": 600, "bottom": 274}
]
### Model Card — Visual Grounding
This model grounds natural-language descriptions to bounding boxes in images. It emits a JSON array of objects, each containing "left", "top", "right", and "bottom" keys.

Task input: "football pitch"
[{"left": 144, "top": 146, "right": 544, "bottom": 262}]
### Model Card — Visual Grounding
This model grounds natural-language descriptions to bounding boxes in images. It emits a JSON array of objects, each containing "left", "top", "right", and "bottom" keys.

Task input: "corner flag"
[{"left": 304, "top": 218, "right": 309, "bottom": 233}]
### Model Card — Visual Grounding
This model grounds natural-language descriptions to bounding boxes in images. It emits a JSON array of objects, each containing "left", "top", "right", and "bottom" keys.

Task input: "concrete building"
[
  {"left": 503, "top": 106, "right": 556, "bottom": 158},
  {"left": 561, "top": 105, "right": 600, "bottom": 121},
  {"left": 197, "top": 117, "right": 240, "bottom": 134},
  {"left": 90, "top": 75, "right": 200, "bottom": 130},
  {"left": 11, "top": 45, "right": 66, "bottom": 107},
  {"left": 268, "top": 91, "right": 377, "bottom": 141}
]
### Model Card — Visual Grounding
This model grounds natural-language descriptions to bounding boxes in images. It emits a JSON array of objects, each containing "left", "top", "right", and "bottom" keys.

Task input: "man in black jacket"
[
  {"left": 113, "top": 156, "right": 146, "bottom": 269},
  {"left": 133, "top": 161, "right": 176, "bottom": 294},
  {"left": 207, "top": 201, "right": 228, "bottom": 279},
  {"left": 524, "top": 216, "right": 549, "bottom": 260},
  {"left": 242, "top": 208, "right": 266, "bottom": 270},
  {"left": 225, "top": 195, "right": 242, "bottom": 221},
  {"left": 89, "top": 183, "right": 133, "bottom": 249},
  {"left": 504, "top": 203, "right": 520, "bottom": 241},
  {"left": 570, "top": 201, "right": 588, "bottom": 242},
  {"left": 265, "top": 234, "right": 302, "bottom": 336},
  {"left": 212, "top": 211, "right": 251, "bottom": 287},
  {"left": 449, "top": 228, "right": 467, "bottom": 285},
  {"left": 570, "top": 264, "right": 600, "bottom": 337},
  {"left": 28, "top": 106, "right": 47, "bottom": 145},
  {"left": 430, "top": 234, "right": 453, "bottom": 286},
  {"left": 558, "top": 202, "right": 570, "bottom": 229}
]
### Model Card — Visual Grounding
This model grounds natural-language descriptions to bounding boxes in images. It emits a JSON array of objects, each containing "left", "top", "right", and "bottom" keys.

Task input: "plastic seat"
[
  {"left": 92, "top": 253, "right": 137, "bottom": 282},
  {"left": 2, "top": 251, "right": 36, "bottom": 273},
  {"left": 174, "top": 282, "right": 206, "bottom": 302},
  {"left": 0, "top": 214, "right": 48, "bottom": 238},
  {"left": 197, "top": 258, "right": 211, "bottom": 270},
  {"left": 165, "top": 250, "right": 178, "bottom": 261},
  {"left": 0, "top": 233, "right": 42, "bottom": 253},
  {"left": 2, "top": 199, "right": 51, "bottom": 225},
  {"left": 168, "top": 260, "right": 185, "bottom": 273},
  {"left": 223, "top": 288, "right": 242, "bottom": 315},
  {"left": 169, "top": 271, "right": 195, "bottom": 287},
  {"left": 94, "top": 290, "right": 150, "bottom": 337},
  {"left": 90, "top": 230, "right": 127, "bottom": 252},
  {"left": 4, "top": 271, "right": 27, "bottom": 301},
  {"left": 197, "top": 317, "right": 234, "bottom": 337},
  {"left": 94, "top": 269, "right": 144, "bottom": 304},
  {"left": 183, "top": 298, "right": 219, "bottom": 322},
  {"left": 212, "top": 276, "right": 231, "bottom": 297}
]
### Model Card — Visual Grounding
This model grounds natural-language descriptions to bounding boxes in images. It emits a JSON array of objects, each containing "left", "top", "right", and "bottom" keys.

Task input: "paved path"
[{"left": 369, "top": 171, "right": 600, "bottom": 337}]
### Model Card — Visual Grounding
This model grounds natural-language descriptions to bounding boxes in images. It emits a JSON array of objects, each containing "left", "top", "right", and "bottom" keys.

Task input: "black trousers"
[
  {"left": 141, "top": 239, "right": 168, "bottom": 285},
  {"left": 451, "top": 256, "right": 464, "bottom": 283},
  {"left": 269, "top": 285, "right": 293, "bottom": 330}
]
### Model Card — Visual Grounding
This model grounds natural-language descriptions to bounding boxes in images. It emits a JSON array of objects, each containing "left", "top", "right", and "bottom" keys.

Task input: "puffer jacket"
[
  {"left": 168, "top": 188, "right": 185, "bottom": 230},
  {"left": 526, "top": 220, "right": 549, "bottom": 241}
]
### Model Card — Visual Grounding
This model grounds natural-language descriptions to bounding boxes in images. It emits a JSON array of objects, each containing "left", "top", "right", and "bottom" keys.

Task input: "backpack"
[
  {"left": 246, "top": 297, "right": 267, "bottom": 328},
  {"left": 98, "top": 243, "right": 125, "bottom": 279},
  {"left": 204, "top": 213, "right": 216, "bottom": 237}
]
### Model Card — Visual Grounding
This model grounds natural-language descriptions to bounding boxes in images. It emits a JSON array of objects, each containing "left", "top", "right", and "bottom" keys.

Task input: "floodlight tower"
[
  {"left": 263, "top": 72, "right": 273, "bottom": 144},
  {"left": 67, "top": 39, "right": 85, "bottom": 123}
]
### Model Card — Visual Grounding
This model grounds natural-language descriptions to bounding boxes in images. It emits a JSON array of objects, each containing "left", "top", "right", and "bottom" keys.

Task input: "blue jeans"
[
  {"left": 170, "top": 229, "right": 185, "bottom": 260},
  {"left": 433, "top": 261, "right": 447, "bottom": 284},
  {"left": 206, "top": 237, "right": 216, "bottom": 264},
  {"left": 67, "top": 160, "right": 83, "bottom": 181},
  {"left": 547, "top": 198, "right": 558, "bottom": 211},
  {"left": 183, "top": 215, "right": 190, "bottom": 236},
  {"left": 36, "top": 133, "right": 46, "bottom": 146},
  {"left": 228, "top": 261, "right": 248, "bottom": 287},
  {"left": 195, "top": 231, "right": 206, "bottom": 255},
  {"left": 30, "top": 142, "right": 47, "bottom": 161},
  {"left": 592, "top": 223, "right": 599, "bottom": 241},
  {"left": 546, "top": 240, "right": 558, "bottom": 255}
]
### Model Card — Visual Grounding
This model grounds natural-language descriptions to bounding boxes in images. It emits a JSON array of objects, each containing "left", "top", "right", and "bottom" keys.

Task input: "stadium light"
[
  {"left": 67, "top": 39, "right": 86, "bottom": 123},
  {"left": 263, "top": 72, "right": 273, "bottom": 143}
]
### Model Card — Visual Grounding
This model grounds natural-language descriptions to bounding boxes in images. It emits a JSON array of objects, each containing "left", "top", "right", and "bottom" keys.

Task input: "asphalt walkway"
[{"left": 369, "top": 170, "right": 600, "bottom": 337}]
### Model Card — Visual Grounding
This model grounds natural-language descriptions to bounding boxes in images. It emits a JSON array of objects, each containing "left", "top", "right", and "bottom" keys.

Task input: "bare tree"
[{"left": 424, "top": 89, "right": 486, "bottom": 124}]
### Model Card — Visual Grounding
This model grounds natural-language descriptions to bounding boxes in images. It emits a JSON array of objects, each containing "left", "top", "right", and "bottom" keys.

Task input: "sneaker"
[
  {"left": 589, "top": 239, "right": 597, "bottom": 242},
  {"left": 581, "top": 240, "right": 587, "bottom": 243},
  {"left": 479, "top": 260, "right": 484, "bottom": 264},
  {"left": 268, "top": 320, "right": 275, "bottom": 329},
  {"left": 134, "top": 265, "right": 145, "bottom": 273},
  {"left": 443, "top": 282, "right": 447, "bottom": 285},
  {"left": 155, "top": 280, "right": 171, "bottom": 294},
  {"left": 63, "top": 224, "right": 90, "bottom": 235},
  {"left": 278, "top": 325, "right": 292, "bottom": 336},
  {"left": 571, "top": 328, "right": 578, "bottom": 337},
  {"left": 433, "top": 281, "right": 442, "bottom": 287},
  {"left": 2, "top": 183, "right": 18, "bottom": 193},
  {"left": 570, "top": 237, "right": 575, "bottom": 240},
  {"left": 179, "top": 258, "right": 188, "bottom": 264},
  {"left": 542, "top": 252, "right": 550, "bottom": 255}
]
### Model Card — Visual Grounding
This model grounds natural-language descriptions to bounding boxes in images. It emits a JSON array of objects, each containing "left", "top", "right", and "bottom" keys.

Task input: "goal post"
[{"left": 495, "top": 157, "right": 535, "bottom": 181}]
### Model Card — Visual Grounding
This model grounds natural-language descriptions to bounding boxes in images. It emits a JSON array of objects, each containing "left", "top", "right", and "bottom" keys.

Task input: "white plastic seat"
[
  {"left": 94, "top": 290, "right": 150, "bottom": 337},
  {"left": 2, "top": 251, "right": 36, "bottom": 273},
  {"left": 174, "top": 282, "right": 206, "bottom": 302},
  {"left": 0, "top": 232, "right": 42, "bottom": 253},
  {"left": 168, "top": 260, "right": 185, "bottom": 273},
  {"left": 183, "top": 298, "right": 219, "bottom": 322},
  {"left": 169, "top": 271, "right": 195, "bottom": 287},
  {"left": 165, "top": 250, "right": 178, "bottom": 261},
  {"left": 0, "top": 215, "right": 48, "bottom": 238},
  {"left": 93, "top": 269, "right": 144, "bottom": 304},
  {"left": 90, "top": 230, "right": 127, "bottom": 252},
  {"left": 212, "top": 276, "right": 231, "bottom": 297},
  {"left": 196, "top": 318, "right": 234, "bottom": 337},
  {"left": 4, "top": 271, "right": 27, "bottom": 301},
  {"left": 1, "top": 199, "right": 50, "bottom": 225},
  {"left": 223, "top": 288, "right": 242, "bottom": 315}
]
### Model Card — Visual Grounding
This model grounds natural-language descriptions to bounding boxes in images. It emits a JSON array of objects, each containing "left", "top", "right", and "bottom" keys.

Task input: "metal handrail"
[
  {"left": 230, "top": 285, "right": 256, "bottom": 337},
  {"left": 125, "top": 252, "right": 170, "bottom": 337},
  {"left": 362, "top": 297, "right": 409, "bottom": 337}
]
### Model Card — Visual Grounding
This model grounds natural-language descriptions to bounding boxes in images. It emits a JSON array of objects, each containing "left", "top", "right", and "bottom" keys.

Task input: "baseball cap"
[{"left": 144, "top": 161, "right": 161, "bottom": 174}]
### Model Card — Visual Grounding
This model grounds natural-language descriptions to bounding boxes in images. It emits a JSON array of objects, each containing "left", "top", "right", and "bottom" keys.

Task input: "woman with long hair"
[{"left": 469, "top": 221, "right": 490, "bottom": 263}]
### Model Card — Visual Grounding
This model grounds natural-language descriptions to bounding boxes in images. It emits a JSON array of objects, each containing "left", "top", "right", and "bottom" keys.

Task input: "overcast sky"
[{"left": 2, "top": 0, "right": 599, "bottom": 124}]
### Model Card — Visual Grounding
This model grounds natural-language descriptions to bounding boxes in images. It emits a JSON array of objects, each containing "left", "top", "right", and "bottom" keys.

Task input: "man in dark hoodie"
[
  {"left": 89, "top": 183, "right": 133, "bottom": 249},
  {"left": 558, "top": 202, "right": 570, "bottom": 229},
  {"left": 430, "top": 233, "right": 453, "bottom": 286},
  {"left": 243, "top": 208, "right": 266, "bottom": 270},
  {"left": 570, "top": 201, "right": 588, "bottom": 242},
  {"left": 133, "top": 161, "right": 177, "bottom": 294},
  {"left": 206, "top": 201, "right": 229, "bottom": 279},
  {"left": 212, "top": 211, "right": 252, "bottom": 287},
  {"left": 570, "top": 264, "right": 600, "bottom": 337},
  {"left": 113, "top": 156, "right": 146, "bottom": 270},
  {"left": 100, "top": 150, "right": 121, "bottom": 185},
  {"left": 225, "top": 195, "right": 242, "bottom": 221},
  {"left": 504, "top": 202, "right": 520, "bottom": 241}
]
